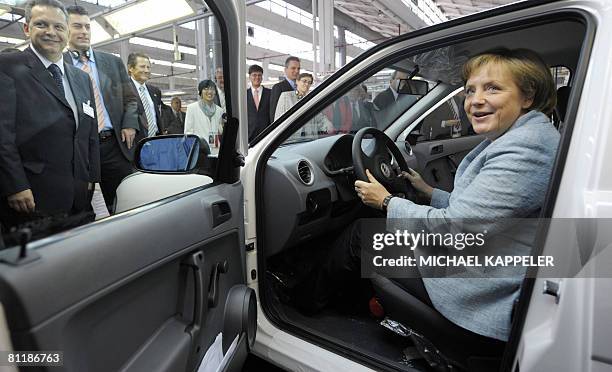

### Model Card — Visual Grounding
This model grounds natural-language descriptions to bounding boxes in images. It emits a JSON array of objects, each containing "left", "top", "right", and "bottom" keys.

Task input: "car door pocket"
[
  {"left": 212, "top": 201, "right": 232, "bottom": 228},
  {"left": 430, "top": 144, "right": 443, "bottom": 155},
  {"left": 447, "top": 154, "right": 459, "bottom": 177},
  {"left": 431, "top": 168, "right": 440, "bottom": 183}
]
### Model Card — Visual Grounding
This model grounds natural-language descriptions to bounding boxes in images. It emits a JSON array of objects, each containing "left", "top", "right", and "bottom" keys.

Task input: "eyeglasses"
[
  {"left": 201, "top": 87, "right": 216, "bottom": 91},
  {"left": 299, "top": 79, "right": 313, "bottom": 85}
]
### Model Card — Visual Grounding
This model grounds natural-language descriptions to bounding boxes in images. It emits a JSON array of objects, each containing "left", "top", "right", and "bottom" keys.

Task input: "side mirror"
[
  {"left": 397, "top": 79, "right": 428, "bottom": 95},
  {"left": 134, "top": 134, "right": 201, "bottom": 173}
]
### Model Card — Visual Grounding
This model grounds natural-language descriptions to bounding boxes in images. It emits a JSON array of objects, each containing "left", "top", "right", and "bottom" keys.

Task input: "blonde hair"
[{"left": 462, "top": 48, "right": 557, "bottom": 115}]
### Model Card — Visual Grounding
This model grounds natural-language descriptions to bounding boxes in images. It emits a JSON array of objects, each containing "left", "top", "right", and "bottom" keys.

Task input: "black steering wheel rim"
[{"left": 352, "top": 127, "right": 415, "bottom": 198}]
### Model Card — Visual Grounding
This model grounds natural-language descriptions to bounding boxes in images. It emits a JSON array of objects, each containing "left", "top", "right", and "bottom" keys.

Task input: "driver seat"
[{"left": 371, "top": 274, "right": 506, "bottom": 370}]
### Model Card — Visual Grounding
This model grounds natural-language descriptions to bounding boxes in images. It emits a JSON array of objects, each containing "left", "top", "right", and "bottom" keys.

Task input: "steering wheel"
[{"left": 352, "top": 127, "right": 416, "bottom": 200}]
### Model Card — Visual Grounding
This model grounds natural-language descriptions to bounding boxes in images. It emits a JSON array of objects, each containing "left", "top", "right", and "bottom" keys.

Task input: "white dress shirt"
[{"left": 131, "top": 77, "right": 158, "bottom": 128}]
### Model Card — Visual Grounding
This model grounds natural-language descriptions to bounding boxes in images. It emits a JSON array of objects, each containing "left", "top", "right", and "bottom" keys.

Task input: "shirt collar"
[
  {"left": 31, "top": 43, "right": 64, "bottom": 75},
  {"left": 131, "top": 77, "right": 147, "bottom": 91},
  {"left": 286, "top": 76, "right": 296, "bottom": 89},
  {"left": 86, "top": 48, "right": 95, "bottom": 62},
  {"left": 390, "top": 85, "right": 399, "bottom": 101}
]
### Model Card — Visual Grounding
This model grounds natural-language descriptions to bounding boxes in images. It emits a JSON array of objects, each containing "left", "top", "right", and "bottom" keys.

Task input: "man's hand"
[
  {"left": 399, "top": 168, "right": 433, "bottom": 199},
  {"left": 121, "top": 128, "right": 136, "bottom": 149},
  {"left": 7, "top": 189, "right": 35, "bottom": 213},
  {"left": 354, "top": 169, "right": 391, "bottom": 210}
]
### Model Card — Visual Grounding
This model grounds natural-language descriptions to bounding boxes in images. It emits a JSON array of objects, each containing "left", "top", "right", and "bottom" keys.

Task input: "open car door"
[{"left": 0, "top": 0, "right": 254, "bottom": 371}]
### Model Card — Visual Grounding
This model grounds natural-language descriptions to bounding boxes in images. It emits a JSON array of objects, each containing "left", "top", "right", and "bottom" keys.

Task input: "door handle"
[
  {"left": 208, "top": 260, "right": 229, "bottom": 308},
  {"left": 430, "top": 144, "right": 443, "bottom": 155},
  {"left": 212, "top": 201, "right": 232, "bottom": 228},
  {"left": 181, "top": 252, "right": 205, "bottom": 337}
]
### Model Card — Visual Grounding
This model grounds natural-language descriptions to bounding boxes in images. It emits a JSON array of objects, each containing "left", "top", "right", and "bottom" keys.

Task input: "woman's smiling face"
[
  {"left": 464, "top": 62, "right": 534, "bottom": 137},
  {"left": 200, "top": 86, "right": 216, "bottom": 103}
]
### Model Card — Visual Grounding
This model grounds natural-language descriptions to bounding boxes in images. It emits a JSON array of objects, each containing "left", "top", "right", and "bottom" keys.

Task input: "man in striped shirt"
[{"left": 65, "top": 5, "right": 139, "bottom": 213}]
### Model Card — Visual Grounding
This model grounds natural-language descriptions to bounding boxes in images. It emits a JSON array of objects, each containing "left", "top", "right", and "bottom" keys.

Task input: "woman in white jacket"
[{"left": 184, "top": 79, "right": 224, "bottom": 155}]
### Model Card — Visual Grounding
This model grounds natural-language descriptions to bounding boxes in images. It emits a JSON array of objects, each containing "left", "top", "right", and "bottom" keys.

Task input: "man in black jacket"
[
  {"left": 373, "top": 70, "right": 410, "bottom": 111},
  {"left": 165, "top": 96, "right": 186, "bottom": 134},
  {"left": 0, "top": 0, "right": 100, "bottom": 228},
  {"left": 269, "top": 56, "right": 300, "bottom": 121},
  {"left": 64, "top": 5, "right": 138, "bottom": 211},
  {"left": 127, "top": 52, "right": 166, "bottom": 142},
  {"left": 246, "top": 65, "right": 271, "bottom": 142}
]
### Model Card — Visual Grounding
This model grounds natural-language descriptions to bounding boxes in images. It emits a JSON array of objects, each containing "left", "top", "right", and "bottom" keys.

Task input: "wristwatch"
[{"left": 381, "top": 194, "right": 395, "bottom": 212}]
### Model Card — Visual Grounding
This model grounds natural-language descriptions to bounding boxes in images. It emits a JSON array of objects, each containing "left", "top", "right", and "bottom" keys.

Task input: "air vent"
[{"left": 297, "top": 160, "right": 314, "bottom": 185}]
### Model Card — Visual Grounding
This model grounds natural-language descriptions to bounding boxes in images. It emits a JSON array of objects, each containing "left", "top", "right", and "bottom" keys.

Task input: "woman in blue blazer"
[{"left": 298, "top": 49, "right": 560, "bottom": 347}]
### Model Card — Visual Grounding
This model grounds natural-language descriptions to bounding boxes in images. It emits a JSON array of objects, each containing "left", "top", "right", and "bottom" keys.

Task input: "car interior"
[{"left": 256, "top": 14, "right": 588, "bottom": 372}]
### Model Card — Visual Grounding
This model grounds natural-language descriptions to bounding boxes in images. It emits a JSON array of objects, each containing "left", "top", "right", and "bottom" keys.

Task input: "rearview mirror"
[
  {"left": 397, "top": 79, "right": 428, "bottom": 95},
  {"left": 134, "top": 134, "right": 201, "bottom": 173}
]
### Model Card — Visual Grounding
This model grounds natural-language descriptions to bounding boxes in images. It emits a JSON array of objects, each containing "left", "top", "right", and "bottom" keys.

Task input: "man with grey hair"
[
  {"left": 127, "top": 52, "right": 165, "bottom": 141},
  {"left": 0, "top": 0, "right": 100, "bottom": 228}
]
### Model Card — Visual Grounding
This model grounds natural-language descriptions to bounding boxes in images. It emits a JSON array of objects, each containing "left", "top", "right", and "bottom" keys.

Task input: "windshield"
[{"left": 278, "top": 68, "right": 437, "bottom": 145}]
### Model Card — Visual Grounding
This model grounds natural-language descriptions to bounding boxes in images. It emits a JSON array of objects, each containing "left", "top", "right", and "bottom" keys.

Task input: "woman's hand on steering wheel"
[
  {"left": 399, "top": 168, "right": 434, "bottom": 199},
  {"left": 354, "top": 169, "right": 391, "bottom": 210}
]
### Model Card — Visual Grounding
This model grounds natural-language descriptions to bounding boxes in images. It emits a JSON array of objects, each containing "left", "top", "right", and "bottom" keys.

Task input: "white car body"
[{"left": 113, "top": 0, "right": 612, "bottom": 370}]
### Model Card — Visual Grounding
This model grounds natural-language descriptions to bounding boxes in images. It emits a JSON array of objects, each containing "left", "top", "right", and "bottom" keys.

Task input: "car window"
[
  {"left": 551, "top": 65, "right": 571, "bottom": 88},
  {"left": 410, "top": 89, "right": 474, "bottom": 143},
  {"left": 0, "top": 1, "right": 228, "bottom": 248},
  {"left": 280, "top": 67, "right": 434, "bottom": 145}
]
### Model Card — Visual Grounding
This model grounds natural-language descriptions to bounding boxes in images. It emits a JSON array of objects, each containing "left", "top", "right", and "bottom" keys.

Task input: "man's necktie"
[
  {"left": 80, "top": 55, "right": 106, "bottom": 132},
  {"left": 47, "top": 64, "right": 64, "bottom": 96},
  {"left": 253, "top": 88, "right": 260, "bottom": 110},
  {"left": 176, "top": 112, "right": 182, "bottom": 124},
  {"left": 139, "top": 85, "right": 158, "bottom": 137}
]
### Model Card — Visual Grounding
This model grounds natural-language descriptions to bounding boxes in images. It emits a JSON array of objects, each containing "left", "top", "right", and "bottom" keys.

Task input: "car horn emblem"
[{"left": 380, "top": 162, "right": 392, "bottom": 178}]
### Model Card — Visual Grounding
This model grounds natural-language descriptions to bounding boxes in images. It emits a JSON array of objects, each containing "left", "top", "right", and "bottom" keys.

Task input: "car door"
[{"left": 0, "top": 1, "right": 255, "bottom": 371}]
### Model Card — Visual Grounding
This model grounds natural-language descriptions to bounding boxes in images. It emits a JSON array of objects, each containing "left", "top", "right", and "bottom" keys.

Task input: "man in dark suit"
[
  {"left": 373, "top": 70, "right": 410, "bottom": 110},
  {"left": 65, "top": 5, "right": 138, "bottom": 212},
  {"left": 165, "top": 96, "right": 186, "bottom": 134},
  {"left": 127, "top": 52, "right": 166, "bottom": 142},
  {"left": 348, "top": 84, "right": 375, "bottom": 131},
  {"left": 325, "top": 84, "right": 375, "bottom": 134},
  {"left": 269, "top": 56, "right": 300, "bottom": 121},
  {"left": 0, "top": 0, "right": 100, "bottom": 229},
  {"left": 246, "top": 65, "right": 271, "bottom": 142}
]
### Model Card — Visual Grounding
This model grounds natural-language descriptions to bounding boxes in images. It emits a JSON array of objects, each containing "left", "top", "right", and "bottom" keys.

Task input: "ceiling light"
[
  {"left": 0, "top": 36, "right": 24, "bottom": 44},
  {"left": 149, "top": 58, "right": 196, "bottom": 70},
  {"left": 129, "top": 37, "right": 196, "bottom": 55},
  {"left": 103, "top": 0, "right": 194, "bottom": 35},
  {"left": 163, "top": 90, "right": 186, "bottom": 96}
]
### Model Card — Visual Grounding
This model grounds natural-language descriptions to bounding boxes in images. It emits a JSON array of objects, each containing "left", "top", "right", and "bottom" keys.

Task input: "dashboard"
[{"left": 262, "top": 134, "right": 418, "bottom": 257}]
